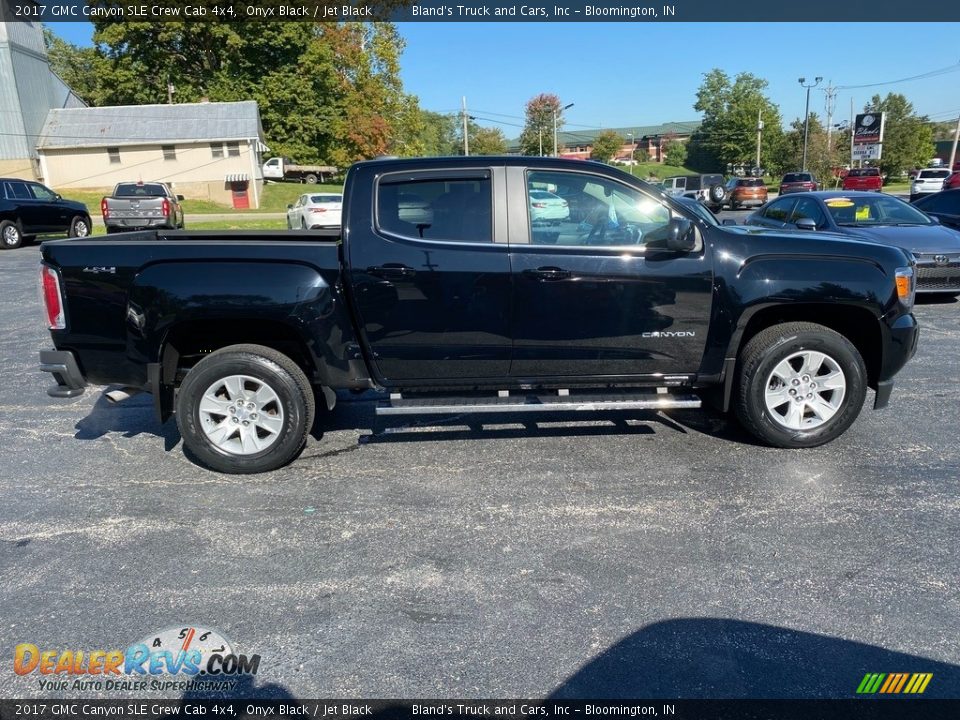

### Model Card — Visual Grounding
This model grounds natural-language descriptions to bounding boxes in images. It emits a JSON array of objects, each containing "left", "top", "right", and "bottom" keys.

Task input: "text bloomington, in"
[{"left": 411, "top": 5, "right": 676, "bottom": 18}]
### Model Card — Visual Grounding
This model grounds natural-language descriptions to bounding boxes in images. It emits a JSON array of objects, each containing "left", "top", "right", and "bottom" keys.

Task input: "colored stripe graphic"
[{"left": 857, "top": 672, "right": 932, "bottom": 694}]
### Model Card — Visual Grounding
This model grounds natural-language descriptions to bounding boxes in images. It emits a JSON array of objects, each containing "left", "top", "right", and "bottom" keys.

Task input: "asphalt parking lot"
[{"left": 1, "top": 243, "right": 959, "bottom": 700}]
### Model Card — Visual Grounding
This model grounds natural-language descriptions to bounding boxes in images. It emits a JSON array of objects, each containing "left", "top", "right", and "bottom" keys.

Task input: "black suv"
[
  {"left": 661, "top": 173, "right": 727, "bottom": 210},
  {"left": 0, "top": 178, "right": 92, "bottom": 250}
]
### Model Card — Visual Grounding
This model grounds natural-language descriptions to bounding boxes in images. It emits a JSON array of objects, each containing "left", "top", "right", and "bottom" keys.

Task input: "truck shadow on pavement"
[
  {"left": 172, "top": 619, "right": 960, "bottom": 701},
  {"left": 548, "top": 618, "right": 960, "bottom": 698},
  {"left": 73, "top": 388, "right": 182, "bottom": 452}
]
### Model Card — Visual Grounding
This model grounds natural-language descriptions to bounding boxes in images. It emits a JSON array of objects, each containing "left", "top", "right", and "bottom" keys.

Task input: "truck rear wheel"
[
  {"left": 304, "top": 173, "right": 318, "bottom": 184},
  {"left": 175, "top": 344, "right": 315, "bottom": 474},
  {"left": 734, "top": 322, "right": 866, "bottom": 448},
  {"left": 1, "top": 220, "right": 23, "bottom": 249},
  {"left": 69, "top": 215, "right": 91, "bottom": 238}
]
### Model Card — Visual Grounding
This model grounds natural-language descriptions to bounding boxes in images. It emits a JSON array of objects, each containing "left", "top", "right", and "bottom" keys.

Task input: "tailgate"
[{"left": 105, "top": 198, "right": 167, "bottom": 219}]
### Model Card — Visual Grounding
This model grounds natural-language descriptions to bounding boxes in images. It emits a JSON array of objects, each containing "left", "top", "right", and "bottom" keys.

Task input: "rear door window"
[
  {"left": 3, "top": 181, "right": 31, "bottom": 200},
  {"left": 377, "top": 174, "right": 492, "bottom": 243},
  {"left": 762, "top": 198, "right": 796, "bottom": 222}
]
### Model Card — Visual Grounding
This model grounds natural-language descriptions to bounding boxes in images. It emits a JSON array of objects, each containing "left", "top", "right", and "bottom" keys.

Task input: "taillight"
[
  {"left": 309, "top": 207, "right": 327, "bottom": 213},
  {"left": 161, "top": 199, "right": 170, "bottom": 217},
  {"left": 532, "top": 202, "right": 547, "bottom": 208},
  {"left": 39, "top": 264, "right": 65, "bottom": 330},
  {"left": 100, "top": 198, "right": 109, "bottom": 219}
]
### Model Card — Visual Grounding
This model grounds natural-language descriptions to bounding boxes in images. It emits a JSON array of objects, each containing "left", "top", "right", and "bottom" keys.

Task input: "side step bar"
[{"left": 376, "top": 390, "right": 701, "bottom": 416}]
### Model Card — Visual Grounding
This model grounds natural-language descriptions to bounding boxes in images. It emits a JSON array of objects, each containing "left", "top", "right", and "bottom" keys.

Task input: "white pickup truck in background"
[{"left": 262, "top": 157, "right": 337, "bottom": 184}]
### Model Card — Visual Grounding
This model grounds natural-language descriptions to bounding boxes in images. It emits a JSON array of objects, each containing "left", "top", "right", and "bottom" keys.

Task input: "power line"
[{"left": 836, "top": 62, "right": 960, "bottom": 90}]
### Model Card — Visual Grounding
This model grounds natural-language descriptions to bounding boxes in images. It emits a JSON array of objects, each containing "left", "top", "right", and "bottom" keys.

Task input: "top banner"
[{"left": 3, "top": 0, "right": 960, "bottom": 22}]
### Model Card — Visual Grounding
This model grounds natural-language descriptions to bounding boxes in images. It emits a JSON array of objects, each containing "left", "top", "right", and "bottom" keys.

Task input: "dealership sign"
[
  {"left": 854, "top": 113, "right": 886, "bottom": 145},
  {"left": 852, "top": 143, "right": 882, "bottom": 160}
]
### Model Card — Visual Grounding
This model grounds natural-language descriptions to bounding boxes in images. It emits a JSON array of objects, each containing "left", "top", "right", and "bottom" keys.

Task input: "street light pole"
[
  {"left": 798, "top": 76, "right": 822, "bottom": 171},
  {"left": 553, "top": 102, "right": 574, "bottom": 157},
  {"left": 627, "top": 132, "right": 635, "bottom": 163}
]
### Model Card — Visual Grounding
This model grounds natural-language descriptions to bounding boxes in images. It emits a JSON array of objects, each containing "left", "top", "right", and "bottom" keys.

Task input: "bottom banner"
[{"left": 2, "top": 699, "right": 960, "bottom": 720}]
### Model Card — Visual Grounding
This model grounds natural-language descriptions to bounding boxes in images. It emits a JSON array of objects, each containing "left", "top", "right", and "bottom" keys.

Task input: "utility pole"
[
  {"left": 824, "top": 83, "right": 837, "bottom": 152},
  {"left": 553, "top": 102, "right": 574, "bottom": 157},
  {"left": 849, "top": 97, "right": 855, "bottom": 168},
  {"left": 167, "top": 77, "right": 174, "bottom": 104},
  {"left": 949, "top": 113, "right": 960, "bottom": 172},
  {"left": 461, "top": 96, "right": 469, "bottom": 156},
  {"left": 755, "top": 109, "right": 763, "bottom": 173},
  {"left": 799, "top": 76, "right": 822, "bottom": 171}
]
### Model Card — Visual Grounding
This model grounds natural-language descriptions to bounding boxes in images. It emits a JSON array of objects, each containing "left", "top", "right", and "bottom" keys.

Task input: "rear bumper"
[
  {"left": 39, "top": 349, "right": 87, "bottom": 398},
  {"left": 105, "top": 219, "right": 173, "bottom": 230}
]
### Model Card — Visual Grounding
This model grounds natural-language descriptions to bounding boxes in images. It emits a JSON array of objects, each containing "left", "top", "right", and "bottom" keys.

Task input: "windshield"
[{"left": 823, "top": 195, "right": 933, "bottom": 226}]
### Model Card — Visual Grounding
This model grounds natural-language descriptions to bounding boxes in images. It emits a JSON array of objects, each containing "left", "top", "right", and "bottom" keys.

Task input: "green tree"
[
  {"left": 415, "top": 110, "right": 460, "bottom": 156},
  {"left": 519, "top": 93, "right": 565, "bottom": 156},
  {"left": 591, "top": 130, "right": 623, "bottom": 163},
  {"left": 663, "top": 140, "right": 687, "bottom": 167},
  {"left": 689, "top": 69, "right": 783, "bottom": 172},
  {"left": 50, "top": 21, "right": 418, "bottom": 166},
  {"left": 470, "top": 127, "right": 508, "bottom": 155},
  {"left": 865, "top": 93, "right": 935, "bottom": 178},
  {"left": 780, "top": 113, "right": 846, "bottom": 187}
]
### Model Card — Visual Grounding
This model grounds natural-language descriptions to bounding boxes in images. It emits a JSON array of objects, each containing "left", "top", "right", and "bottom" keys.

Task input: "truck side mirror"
[
  {"left": 794, "top": 218, "right": 817, "bottom": 231},
  {"left": 666, "top": 217, "right": 696, "bottom": 252},
  {"left": 928, "top": 215, "right": 940, "bottom": 225},
  {"left": 176, "top": 195, "right": 185, "bottom": 201},
  {"left": 721, "top": 218, "right": 737, "bottom": 226},
  {"left": 286, "top": 204, "right": 293, "bottom": 210}
]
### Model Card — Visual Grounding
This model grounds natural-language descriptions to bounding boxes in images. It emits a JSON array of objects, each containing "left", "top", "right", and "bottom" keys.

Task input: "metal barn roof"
[{"left": 38, "top": 101, "right": 264, "bottom": 150}]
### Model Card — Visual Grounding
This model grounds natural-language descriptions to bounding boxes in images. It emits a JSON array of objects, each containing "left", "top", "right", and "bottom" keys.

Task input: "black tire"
[
  {"left": 175, "top": 344, "right": 315, "bottom": 474},
  {"left": 304, "top": 173, "right": 318, "bottom": 184},
  {"left": 0, "top": 219, "right": 23, "bottom": 249},
  {"left": 734, "top": 322, "right": 867, "bottom": 448},
  {"left": 300, "top": 217, "right": 307, "bottom": 230},
  {"left": 69, "top": 215, "right": 91, "bottom": 238},
  {"left": 709, "top": 183, "right": 726, "bottom": 204},
  {"left": 728, "top": 198, "right": 739, "bottom": 211}
]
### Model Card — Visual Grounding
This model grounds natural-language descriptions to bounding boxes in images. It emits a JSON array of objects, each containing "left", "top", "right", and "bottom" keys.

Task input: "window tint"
[
  {"left": 115, "top": 183, "right": 168, "bottom": 197},
  {"left": 916, "top": 194, "right": 957, "bottom": 213},
  {"left": 526, "top": 170, "right": 672, "bottom": 248},
  {"left": 790, "top": 198, "right": 827, "bottom": 228},
  {"left": 4, "top": 181, "right": 31, "bottom": 199},
  {"left": 743, "top": 178, "right": 765, "bottom": 187},
  {"left": 309, "top": 195, "right": 342, "bottom": 204},
  {"left": 763, "top": 199, "right": 795, "bottom": 222},
  {"left": 378, "top": 176, "right": 492, "bottom": 243},
  {"left": 918, "top": 169, "right": 950, "bottom": 179}
]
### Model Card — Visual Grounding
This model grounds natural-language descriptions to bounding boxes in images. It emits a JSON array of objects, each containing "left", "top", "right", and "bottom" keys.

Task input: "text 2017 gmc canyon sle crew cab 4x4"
[{"left": 38, "top": 158, "right": 919, "bottom": 474}]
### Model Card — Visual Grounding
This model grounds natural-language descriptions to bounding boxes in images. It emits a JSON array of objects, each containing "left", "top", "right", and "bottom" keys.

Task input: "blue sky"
[{"left": 51, "top": 22, "right": 960, "bottom": 135}]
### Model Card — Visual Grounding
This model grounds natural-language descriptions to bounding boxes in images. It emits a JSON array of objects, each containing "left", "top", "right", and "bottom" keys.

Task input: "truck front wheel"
[
  {"left": 734, "top": 322, "right": 867, "bottom": 448},
  {"left": 175, "top": 344, "right": 315, "bottom": 474}
]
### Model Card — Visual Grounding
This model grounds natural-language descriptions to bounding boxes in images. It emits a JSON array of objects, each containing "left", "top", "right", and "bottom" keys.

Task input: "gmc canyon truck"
[{"left": 38, "top": 157, "right": 919, "bottom": 474}]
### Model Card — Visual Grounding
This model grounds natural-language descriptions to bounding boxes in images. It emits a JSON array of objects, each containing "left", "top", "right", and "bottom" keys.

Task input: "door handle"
[
  {"left": 523, "top": 266, "right": 572, "bottom": 281},
  {"left": 367, "top": 263, "right": 416, "bottom": 279}
]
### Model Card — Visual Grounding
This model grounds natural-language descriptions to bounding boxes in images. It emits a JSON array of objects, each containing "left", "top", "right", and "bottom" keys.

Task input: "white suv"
[{"left": 910, "top": 168, "right": 951, "bottom": 202}]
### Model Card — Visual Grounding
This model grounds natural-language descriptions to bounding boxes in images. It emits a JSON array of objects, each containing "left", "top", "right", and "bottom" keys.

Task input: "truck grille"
[{"left": 917, "top": 262, "right": 960, "bottom": 290}]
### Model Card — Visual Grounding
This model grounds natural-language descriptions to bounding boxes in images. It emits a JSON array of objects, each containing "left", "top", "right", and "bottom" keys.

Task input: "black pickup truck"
[{"left": 39, "top": 157, "right": 919, "bottom": 474}]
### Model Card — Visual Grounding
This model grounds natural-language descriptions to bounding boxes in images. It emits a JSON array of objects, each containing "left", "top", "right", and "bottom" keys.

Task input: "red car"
[
  {"left": 944, "top": 171, "right": 960, "bottom": 190},
  {"left": 842, "top": 167, "right": 883, "bottom": 192},
  {"left": 779, "top": 172, "right": 818, "bottom": 194}
]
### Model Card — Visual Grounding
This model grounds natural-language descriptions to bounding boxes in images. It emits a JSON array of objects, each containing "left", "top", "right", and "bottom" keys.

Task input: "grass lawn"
[
  {"left": 615, "top": 162, "right": 694, "bottom": 180},
  {"left": 58, "top": 181, "right": 344, "bottom": 216}
]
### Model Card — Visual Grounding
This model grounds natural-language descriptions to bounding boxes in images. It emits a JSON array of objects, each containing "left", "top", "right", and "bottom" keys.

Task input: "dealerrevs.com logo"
[{"left": 14, "top": 626, "right": 260, "bottom": 692}]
